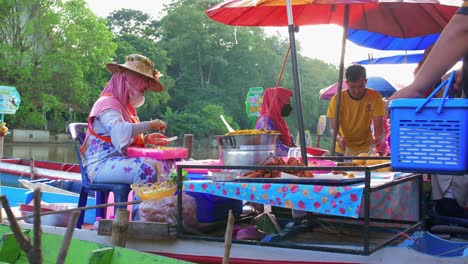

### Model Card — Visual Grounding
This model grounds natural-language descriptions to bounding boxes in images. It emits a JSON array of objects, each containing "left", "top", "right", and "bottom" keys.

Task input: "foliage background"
[{"left": 0, "top": 0, "right": 338, "bottom": 150}]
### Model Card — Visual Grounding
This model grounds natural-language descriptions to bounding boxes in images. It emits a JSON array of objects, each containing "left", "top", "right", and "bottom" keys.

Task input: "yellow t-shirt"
[{"left": 326, "top": 89, "right": 385, "bottom": 154}]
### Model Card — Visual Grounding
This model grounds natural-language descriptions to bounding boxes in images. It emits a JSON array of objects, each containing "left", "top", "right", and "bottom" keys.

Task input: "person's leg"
[
  {"left": 92, "top": 156, "right": 159, "bottom": 220},
  {"left": 435, "top": 198, "right": 467, "bottom": 218},
  {"left": 92, "top": 156, "right": 158, "bottom": 184}
]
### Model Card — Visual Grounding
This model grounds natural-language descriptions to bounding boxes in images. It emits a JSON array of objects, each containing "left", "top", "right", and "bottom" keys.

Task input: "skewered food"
[{"left": 241, "top": 156, "right": 314, "bottom": 178}]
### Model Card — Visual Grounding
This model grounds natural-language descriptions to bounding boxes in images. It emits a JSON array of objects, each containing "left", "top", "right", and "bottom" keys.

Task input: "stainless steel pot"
[
  {"left": 222, "top": 145, "right": 275, "bottom": 166},
  {"left": 217, "top": 133, "right": 279, "bottom": 148}
]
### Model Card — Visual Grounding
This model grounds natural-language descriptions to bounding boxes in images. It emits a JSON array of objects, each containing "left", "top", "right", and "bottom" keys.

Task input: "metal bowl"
[
  {"left": 218, "top": 133, "right": 279, "bottom": 148},
  {"left": 20, "top": 210, "right": 72, "bottom": 227}
]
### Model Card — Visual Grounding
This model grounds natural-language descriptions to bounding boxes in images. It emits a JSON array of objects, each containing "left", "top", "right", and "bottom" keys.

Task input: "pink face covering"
[{"left": 125, "top": 72, "right": 148, "bottom": 107}]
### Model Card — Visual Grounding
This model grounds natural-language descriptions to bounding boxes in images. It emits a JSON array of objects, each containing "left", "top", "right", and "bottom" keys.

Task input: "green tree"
[{"left": 0, "top": 0, "right": 116, "bottom": 130}]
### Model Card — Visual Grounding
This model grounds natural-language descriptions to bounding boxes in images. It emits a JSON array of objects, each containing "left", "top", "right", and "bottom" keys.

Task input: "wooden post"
[
  {"left": 111, "top": 208, "right": 130, "bottom": 247},
  {"left": 30, "top": 157, "right": 35, "bottom": 181},
  {"left": 183, "top": 134, "right": 194, "bottom": 159},
  {"left": 222, "top": 210, "right": 235, "bottom": 264},
  {"left": 56, "top": 211, "right": 80, "bottom": 264},
  {"left": 0, "top": 135, "right": 4, "bottom": 159}
]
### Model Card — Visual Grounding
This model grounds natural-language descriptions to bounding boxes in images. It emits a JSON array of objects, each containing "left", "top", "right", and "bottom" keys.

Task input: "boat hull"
[{"left": 29, "top": 224, "right": 468, "bottom": 264}]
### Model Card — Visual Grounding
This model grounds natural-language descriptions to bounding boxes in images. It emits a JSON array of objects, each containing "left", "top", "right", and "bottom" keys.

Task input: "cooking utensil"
[
  {"left": 166, "top": 136, "right": 178, "bottom": 142},
  {"left": 220, "top": 115, "right": 235, "bottom": 133},
  {"left": 316, "top": 115, "right": 326, "bottom": 148}
]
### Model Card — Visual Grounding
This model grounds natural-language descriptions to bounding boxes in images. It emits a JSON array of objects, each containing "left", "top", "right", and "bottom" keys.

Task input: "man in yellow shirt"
[{"left": 326, "top": 65, "right": 385, "bottom": 156}]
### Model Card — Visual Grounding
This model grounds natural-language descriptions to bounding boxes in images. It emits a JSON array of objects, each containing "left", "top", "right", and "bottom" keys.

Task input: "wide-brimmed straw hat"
[{"left": 106, "top": 54, "right": 164, "bottom": 92}]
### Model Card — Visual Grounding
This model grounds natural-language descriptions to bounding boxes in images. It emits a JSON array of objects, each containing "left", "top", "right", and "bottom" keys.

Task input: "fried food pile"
[
  {"left": 352, "top": 153, "right": 391, "bottom": 172},
  {"left": 225, "top": 128, "right": 279, "bottom": 135},
  {"left": 242, "top": 157, "right": 314, "bottom": 178}
]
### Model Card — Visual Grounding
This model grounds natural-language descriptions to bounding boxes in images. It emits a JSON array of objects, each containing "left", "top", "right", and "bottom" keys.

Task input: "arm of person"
[
  {"left": 389, "top": 13, "right": 468, "bottom": 100},
  {"left": 371, "top": 116, "right": 385, "bottom": 147},
  {"left": 326, "top": 97, "right": 347, "bottom": 150},
  {"left": 99, "top": 110, "right": 168, "bottom": 152},
  {"left": 328, "top": 117, "right": 347, "bottom": 150}
]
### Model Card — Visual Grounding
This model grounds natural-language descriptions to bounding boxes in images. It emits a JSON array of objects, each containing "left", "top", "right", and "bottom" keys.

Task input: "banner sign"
[
  {"left": 245, "top": 87, "right": 264, "bottom": 118},
  {"left": 0, "top": 86, "right": 21, "bottom": 114}
]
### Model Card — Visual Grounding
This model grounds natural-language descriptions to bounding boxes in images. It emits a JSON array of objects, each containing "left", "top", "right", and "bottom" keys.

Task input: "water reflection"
[{"left": 3, "top": 141, "right": 220, "bottom": 163}]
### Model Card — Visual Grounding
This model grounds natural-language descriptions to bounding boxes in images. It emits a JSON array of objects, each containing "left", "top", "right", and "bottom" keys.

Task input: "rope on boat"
[
  {"left": 436, "top": 245, "right": 468, "bottom": 257},
  {"left": 1, "top": 200, "right": 141, "bottom": 222}
]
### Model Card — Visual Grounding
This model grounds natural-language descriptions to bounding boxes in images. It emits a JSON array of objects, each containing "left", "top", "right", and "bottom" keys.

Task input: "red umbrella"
[
  {"left": 207, "top": 0, "right": 460, "bottom": 38},
  {"left": 206, "top": 0, "right": 462, "bottom": 155}
]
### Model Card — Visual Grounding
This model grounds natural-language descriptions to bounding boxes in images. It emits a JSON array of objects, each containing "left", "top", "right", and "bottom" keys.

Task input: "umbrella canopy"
[
  {"left": 354, "top": 53, "right": 425, "bottom": 64},
  {"left": 207, "top": 0, "right": 461, "bottom": 37},
  {"left": 347, "top": 29, "right": 440, "bottom": 50},
  {"left": 319, "top": 76, "right": 400, "bottom": 100}
]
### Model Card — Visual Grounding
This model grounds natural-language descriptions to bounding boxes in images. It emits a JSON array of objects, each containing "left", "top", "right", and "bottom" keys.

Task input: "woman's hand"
[
  {"left": 146, "top": 133, "right": 169, "bottom": 146},
  {"left": 149, "top": 119, "right": 167, "bottom": 132}
]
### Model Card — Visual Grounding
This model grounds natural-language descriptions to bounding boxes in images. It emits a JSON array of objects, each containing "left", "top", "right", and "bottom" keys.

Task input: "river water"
[{"left": 2, "top": 140, "right": 220, "bottom": 163}]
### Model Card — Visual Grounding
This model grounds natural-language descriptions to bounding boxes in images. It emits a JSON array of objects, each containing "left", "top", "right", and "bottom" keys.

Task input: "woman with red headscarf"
[{"left": 255, "top": 87, "right": 295, "bottom": 157}]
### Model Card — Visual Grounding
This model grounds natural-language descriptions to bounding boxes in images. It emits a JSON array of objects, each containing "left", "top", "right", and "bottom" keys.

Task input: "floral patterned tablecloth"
[{"left": 183, "top": 173, "right": 419, "bottom": 220}]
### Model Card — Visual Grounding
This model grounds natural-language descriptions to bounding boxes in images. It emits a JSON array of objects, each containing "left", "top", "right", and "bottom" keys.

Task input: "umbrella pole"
[
  {"left": 331, "top": 4, "right": 350, "bottom": 156},
  {"left": 286, "top": 0, "right": 308, "bottom": 165}
]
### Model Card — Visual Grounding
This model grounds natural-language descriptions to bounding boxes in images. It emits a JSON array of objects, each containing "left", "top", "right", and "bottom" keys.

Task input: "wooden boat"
[
  {"left": 1, "top": 186, "right": 96, "bottom": 225},
  {"left": 18, "top": 220, "right": 467, "bottom": 264},
  {"left": 0, "top": 224, "right": 190, "bottom": 263},
  {"left": 4, "top": 184, "right": 466, "bottom": 264},
  {"left": 2, "top": 160, "right": 467, "bottom": 263},
  {"left": 0, "top": 158, "right": 81, "bottom": 187}
]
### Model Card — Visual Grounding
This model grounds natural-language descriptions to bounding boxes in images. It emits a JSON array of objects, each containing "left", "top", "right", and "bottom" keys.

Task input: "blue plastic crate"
[
  {"left": 184, "top": 191, "right": 243, "bottom": 223},
  {"left": 389, "top": 98, "right": 468, "bottom": 174}
]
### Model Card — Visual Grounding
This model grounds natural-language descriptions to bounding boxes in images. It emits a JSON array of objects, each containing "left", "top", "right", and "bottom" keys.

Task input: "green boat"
[{"left": 0, "top": 224, "right": 191, "bottom": 264}]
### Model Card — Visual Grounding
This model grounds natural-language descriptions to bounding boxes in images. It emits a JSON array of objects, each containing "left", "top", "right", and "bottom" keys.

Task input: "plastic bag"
[{"left": 139, "top": 193, "right": 198, "bottom": 228}]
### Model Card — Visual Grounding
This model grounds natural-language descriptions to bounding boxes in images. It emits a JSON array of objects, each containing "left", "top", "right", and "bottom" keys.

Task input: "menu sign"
[
  {"left": 0, "top": 86, "right": 21, "bottom": 114},
  {"left": 245, "top": 87, "right": 264, "bottom": 118}
]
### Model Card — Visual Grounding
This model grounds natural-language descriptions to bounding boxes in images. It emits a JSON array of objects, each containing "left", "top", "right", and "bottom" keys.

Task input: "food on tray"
[
  {"left": 241, "top": 156, "right": 314, "bottom": 178},
  {"left": 151, "top": 146, "right": 174, "bottom": 150},
  {"left": 225, "top": 128, "right": 279, "bottom": 135},
  {"left": 351, "top": 153, "right": 391, "bottom": 171},
  {"left": 352, "top": 153, "right": 368, "bottom": 166},
  {"left": 332, "top": 170, "right": 355, "bottom": 178}
]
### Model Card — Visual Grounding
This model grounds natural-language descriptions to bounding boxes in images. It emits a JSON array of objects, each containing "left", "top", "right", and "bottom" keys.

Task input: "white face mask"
[{"left": 129, "top": 94, "right": 145, "bottom": 107}]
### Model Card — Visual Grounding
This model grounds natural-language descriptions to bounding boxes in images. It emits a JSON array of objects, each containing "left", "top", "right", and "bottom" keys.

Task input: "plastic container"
[
  {"left": 131, "top": 182, "right": 176, "bottom": 201},
  {"left": 389, "top": 97, "right": 468, "bottom": 174},
  {"left": 127, "top": 147, "right": 188, "bottom": 160},
  {"left": 93, "top": 216, "right": 102, "bottom": 230},
  {"left": 306, "top": 147, "right": 329, "bottom": 156},
  {"left": 175, "top": 159, "right": 223, "bottom": 174},
  {"left": 184, "top": 192, "right": 242, "bottom": 223}
]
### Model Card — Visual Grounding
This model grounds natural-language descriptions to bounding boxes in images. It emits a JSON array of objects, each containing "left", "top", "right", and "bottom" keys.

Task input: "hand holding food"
[
  {"left": 337, "top": 136, "right": 348, "bottom": 150},
  {"left": 150, "top": 119, "right": 167, "bottom": 132},
  {"left": 146, "top": 133, "right": 169, "bottom": 146}
]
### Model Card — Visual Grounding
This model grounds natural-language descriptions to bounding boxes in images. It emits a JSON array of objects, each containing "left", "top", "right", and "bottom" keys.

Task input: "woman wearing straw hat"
[{"left": 80, "top": 54, "right": 169, "bottom": 187}]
